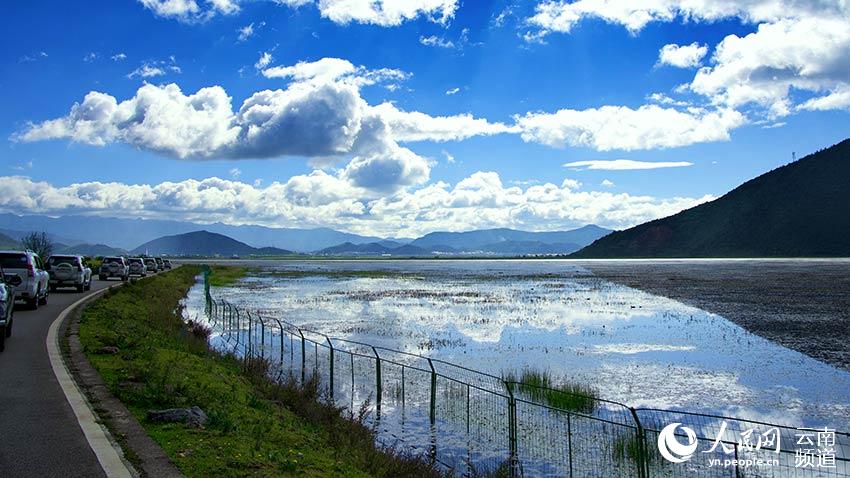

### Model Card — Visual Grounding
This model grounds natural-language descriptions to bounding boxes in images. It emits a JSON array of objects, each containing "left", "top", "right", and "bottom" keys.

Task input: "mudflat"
[{"left": 582, "top": 259, "right": 850, "bottom": 373}]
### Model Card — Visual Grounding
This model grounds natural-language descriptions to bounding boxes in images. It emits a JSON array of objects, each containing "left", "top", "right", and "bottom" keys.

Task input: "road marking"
[{"left": 46, "top": 285, "right": 136, "bottom": 478}]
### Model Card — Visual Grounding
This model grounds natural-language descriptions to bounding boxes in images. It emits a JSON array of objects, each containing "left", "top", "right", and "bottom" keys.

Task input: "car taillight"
[{"left": 27, "top": 264, "right": 35, "bottom": 277}]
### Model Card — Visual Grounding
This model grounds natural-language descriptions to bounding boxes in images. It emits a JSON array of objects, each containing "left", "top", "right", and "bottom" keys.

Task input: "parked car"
[
  {"left": 0, "top": 250, "right": 49, "bottom": 309},
  {"left": 143, "top": 258, "right": 157, "bottom": 274},
  {"left": 0, "top": 264, "right": 15, "bottom": 352},
  {"left": 47, "top": 254, "right": 92, "bottom": 292},
  {"left": 154, "top": 257, "right": 164, "bottom": 271},
  {"left": 163, "top": 259, "right": 172, "bottom": 270},
  {"left": 99, "top": 256, "right": 129, "bottom": 281},
  {"left": 127, "top": 257, "right": 147, "bottom": 277}
]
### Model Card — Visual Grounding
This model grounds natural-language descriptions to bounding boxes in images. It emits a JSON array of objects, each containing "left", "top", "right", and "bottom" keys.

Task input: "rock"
[
  {"left": 97, "top": 346, "right": 120, "bottom": 354},
  {"left": 147, "top": 406, "right": 209, "bottom": 428}
]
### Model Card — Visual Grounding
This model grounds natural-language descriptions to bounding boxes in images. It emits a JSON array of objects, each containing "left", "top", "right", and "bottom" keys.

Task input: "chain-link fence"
[{"left": 200, "top": 270, "right": 850, "bottom": 477}]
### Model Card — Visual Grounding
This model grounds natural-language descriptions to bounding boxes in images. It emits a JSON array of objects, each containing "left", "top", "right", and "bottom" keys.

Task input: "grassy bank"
[{"left": 78, "top": 266, "right": 440, "bottom": 477}]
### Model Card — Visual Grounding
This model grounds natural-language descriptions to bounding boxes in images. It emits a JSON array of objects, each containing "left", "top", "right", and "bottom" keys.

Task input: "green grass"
[
  {"left": 612, "top": 432, "right": 657, "bottom": 466},
  {"left": 206, "top": 266, "right": 250, "bottom": 286},
  {"left": 78, "top": 266, "right": 440, "bottom": 478},
  {"left": 502, "top": 368, "right": 598, "bottom": 413}
]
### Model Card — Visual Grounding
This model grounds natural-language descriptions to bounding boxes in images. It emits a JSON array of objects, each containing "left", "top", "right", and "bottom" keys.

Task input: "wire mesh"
[{"left": 199, "top": 273, "right": 850, "bottom": 478}]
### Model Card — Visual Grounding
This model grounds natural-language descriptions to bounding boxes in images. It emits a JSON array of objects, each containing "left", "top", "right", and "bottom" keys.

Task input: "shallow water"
[{"left": 182, "top": 260, "right": 850, "bottom": 432}]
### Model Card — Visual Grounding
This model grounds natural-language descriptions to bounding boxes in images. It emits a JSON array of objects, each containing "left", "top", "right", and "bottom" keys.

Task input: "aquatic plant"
[{"left": 502, "top": 368, "right": 598, "bottom": 413}]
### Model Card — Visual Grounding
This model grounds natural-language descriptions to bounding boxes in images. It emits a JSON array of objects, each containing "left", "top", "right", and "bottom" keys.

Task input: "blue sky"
[{"left": 1, "top": 0, "right": 849, "bottom": 237}]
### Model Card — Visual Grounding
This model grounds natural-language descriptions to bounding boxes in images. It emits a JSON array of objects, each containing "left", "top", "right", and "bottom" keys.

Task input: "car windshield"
[
  {"left": 0, "top": 253, "right": 28, "bottom": 269},
  {"left": 48, "top": 256, "right": 78, "bottom": 266},
  {"left": 104, "top": 257, "right": 123, "bottom": 264},
  {"left": 129, "top": 258, "right": 142, "bottom": 264}
]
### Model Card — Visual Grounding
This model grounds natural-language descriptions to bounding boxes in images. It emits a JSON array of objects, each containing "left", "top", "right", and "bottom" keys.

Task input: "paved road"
[{"left": 0, "top": 277, "right": 124, "bottom": 478}]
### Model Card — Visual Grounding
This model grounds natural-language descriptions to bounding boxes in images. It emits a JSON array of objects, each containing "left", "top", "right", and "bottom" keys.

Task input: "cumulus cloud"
[
  {"left": 139, "top": 0, "right": 456, "bottom": 25},
  {"left": 373, "top": 102, "right": 514, "bottom": 142},
  {"left": 237, "top": 21, "right": 264, "bottom": 41},
  {"left": 527, "top": 1, "right": 850, "bottom": 118},
  {"left": 316, "top": 0, "right": 458, "bottom": 26},
  {"left": 516, "top": 104, "right": 745, "bottom": 151},
  {"left": 420, "top": 35, "right": 455, "bottom": 49},
  {"left": 690, "top": 16, "right": 850, "bottom": 117},
  {"left": 446, "top": 87, "right": 460, "bottom": 95},
  {"left": 563, "top": 160, "right": 693, "bottom": 170},
  {"left": 0, "top": 173, "right": 712, "bottom": 237},
  {"left": 658, "top": 42, "right": 708, "bottom": 68},
  {"left": 16, "top": 57, "right": 512, "bottom": 191}
]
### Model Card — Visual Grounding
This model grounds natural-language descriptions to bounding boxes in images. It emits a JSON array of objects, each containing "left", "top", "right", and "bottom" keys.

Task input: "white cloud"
[
  {"left": 111, "top": 53, "right": 128, "bottom": 61},
  {"left": 601, "top": 179, "right": 615, "bottom": 187},
  {"left": 229, "top": 167, "right": 242, "bottom": 178},
  {"left": 420, "top": 35, "right": 455, "bottom": 49},
  {"left": 658, "top": 42, "right": 708, "bottom": 68},
  {"left": 18, "top": 58, "right": 511, "bottom": 191},
  {"left": 516, "top": 104, "right": 745, "bottom": 151},
  {"left": 254, "top": 51, "right": 273, "bottom": 70},
  {"left": 446, "top": 87, "right": 460, "bottom": 95},
  {"left": 799, "top": 87, "right": 850, "bottom": 112},
  {"left": 563, "top": 160, "right": 693, "bottom": 170},
  {"left": 139, "top": 0, "right": 456, "bottom": 25},
  {"left": 128, "top": 58, "right": 181, "bottom": 79},
  {"left": 237, "top": 21, "right": 265, "bottom": 41},
  {"left": 527, "top": 1, "right": 850, "bottom": 118},
  {"left": 0, "top": 173, "right": 712, "bottom": 237},
  {"left": 83, "top": 52, "right": 98, "bottom": 62},
  {"left": 373, "top": 102, "right": 514, "bottom": 142},
  {"left": 525, "top": 0, "right": 847, "bottom": 36},
  {"left": 690, "top": 16, "right": 850, "bottom": 117},
  {"left": 19, "top": 52, "right": 48, "bottom": 63},
  {"left": 441, "top": 150, "right": 456, "bottom": 164},
  {"left": 262, "top": 57, "right": 357, "bottom": 83},
  {"left": 316, "top": 0, "right": 458, "bottom": 26}
]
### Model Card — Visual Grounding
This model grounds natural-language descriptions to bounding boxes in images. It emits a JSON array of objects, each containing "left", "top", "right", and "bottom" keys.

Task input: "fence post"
[
  {"left": 246, "top": 310, "right": 253, "bottom": 357},
  {"left": 327, "top": 337, "right": 334, "bottom": 400},
  {"left": 298, "top": 328, "right": 306, "bottom": 383},
  {"left": 629, "top": 408, "right": 648, "bottom": 478},
  {"left": 567, "top": 412, "right": 573, "bottom": 477},
  {"left": 504, "top": 381, "right": 518, "bottom": 477},
  {"left": 734, "top": 444, "right": 741, "bottom": 478},
  {"left": 234, "top": 307, "right": 242, "bottom": 350},
  {"left": 427, "top": 358, "right": 436, "bottom": 424},
  {"left": 372, "top": 347, "right": 382, "bottom": 416},
  {"left": 259, "top": 316, "right": 266, "bottom": 360}
]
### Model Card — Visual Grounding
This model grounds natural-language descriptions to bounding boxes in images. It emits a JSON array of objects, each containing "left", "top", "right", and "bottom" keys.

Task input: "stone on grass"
[{"left": 147, "top": 406, "right": 209, "bottom": 428}]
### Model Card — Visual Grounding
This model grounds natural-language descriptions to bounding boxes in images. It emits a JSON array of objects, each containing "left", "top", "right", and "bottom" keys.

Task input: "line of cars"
[{"left": 0, "top": 250, "right": 172, "bottom": 352}]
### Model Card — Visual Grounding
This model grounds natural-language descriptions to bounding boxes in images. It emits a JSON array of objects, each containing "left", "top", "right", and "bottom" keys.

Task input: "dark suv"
[{"left": 0, "top": 264, "right": 16, "bottom": 352}]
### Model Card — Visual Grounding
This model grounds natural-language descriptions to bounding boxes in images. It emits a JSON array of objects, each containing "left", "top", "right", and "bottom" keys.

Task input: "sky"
[{"left": 1, "top": 0, "right": 849, "bottom": 238}]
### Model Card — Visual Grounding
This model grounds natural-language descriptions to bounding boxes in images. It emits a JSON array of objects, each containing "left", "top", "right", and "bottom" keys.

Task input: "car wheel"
[
  {"left": 27, "top": 296, "right": 38, "bottom": 310},
  {"left": 99, "top": 275, "right": 106, "bottom": 281},
  {"left": 0, "top": 328, "right": 5, "bottom": 352},
  {"left": 5, "top": 315, "right": 11, "bottom": 337},
  {"left": 76, "top": 284, "right": 84, "bottom": 292},
  {"left": 85, "top": 281, "right": 91, "bottom": 291},
  {"left": 39, "top": 290, "right": 48, "bottom": 306}
]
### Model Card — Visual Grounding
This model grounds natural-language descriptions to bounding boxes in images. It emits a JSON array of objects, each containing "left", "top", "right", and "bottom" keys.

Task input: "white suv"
[
  {"left": 127, "top": 258, "right": 147, "bottom": 277},
  {"left": 47, "top": 254, "right": 92, "bottom": 292},
  {"left": 99, "top": 256, "right": 129, "bottom": 281},
  {"left": 0, "top": 250, "right": 50, "bottom": 309}
]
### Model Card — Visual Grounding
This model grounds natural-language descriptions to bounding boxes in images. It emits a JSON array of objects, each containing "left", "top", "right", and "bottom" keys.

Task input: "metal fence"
[{"left": 200, "top": 270, "right": 850, "bottom": 477}]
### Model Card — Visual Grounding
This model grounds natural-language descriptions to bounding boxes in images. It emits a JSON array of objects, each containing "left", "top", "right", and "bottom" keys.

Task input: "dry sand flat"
[{"left": 581, "top": 259, "right": 850, "bottom": 373}]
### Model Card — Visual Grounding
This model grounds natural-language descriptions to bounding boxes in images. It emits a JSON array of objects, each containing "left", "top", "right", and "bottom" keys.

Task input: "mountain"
[
  {"left": 0, "top": 228, "right": 84, "bottom": 247},
  {"left": 409, "top": 225, "right": 611, "bottom": 251},
  {"left": 131, "top": 231, "right": 293, "bottom": 256},
  {"left": 478, "top": 240, "right": 584, "bottom": 255},
  {"left": 574, "top": 139, "right": 850, "bottom": 258},
  {"left": 0, "top": 232, "right": 20, "bottom": 249},
  {"left": 0, "top": 215, "right": 383, "bottom": 252},
  {"left": 58, "top": 243, "right": 128, "bottom": 257},
  {"left": 315, "top": 242, "right": 433, "bottom": 256}
]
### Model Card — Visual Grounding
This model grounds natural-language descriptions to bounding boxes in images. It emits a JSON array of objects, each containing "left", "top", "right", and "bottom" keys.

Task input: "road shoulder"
[{"left": 58, "top": 283, "right": 183, "bottom": 478}]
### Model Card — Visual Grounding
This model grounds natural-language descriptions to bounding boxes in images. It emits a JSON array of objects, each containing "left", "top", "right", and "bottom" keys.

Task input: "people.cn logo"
[{"left": 657, "top": 423, "right": 699, "bottom": 463}]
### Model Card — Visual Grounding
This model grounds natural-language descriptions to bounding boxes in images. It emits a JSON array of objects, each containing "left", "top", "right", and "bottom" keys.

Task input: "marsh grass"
[
  {"left": 206, "top": 265, "right": 251, "bottom": 286},
  {"left": 502, "top": 368, "right": 598, "bottom": 413},
  {"left": 612, "top": 432, "right": 657, "bottom": 467}
]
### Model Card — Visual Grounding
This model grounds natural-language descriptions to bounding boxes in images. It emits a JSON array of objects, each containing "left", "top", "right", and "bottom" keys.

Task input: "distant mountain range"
[
  {"left": 574, "top": 138, "right": 850, "bottom": 258},
  {"left": 132, "top": 231, "right": 293, "bottom": 257},
  {"left": 0, "top": 214, "right": 385, "bottom": 252},
  {"left": 315, "top": 225, "right": 611, "bottom": 256}
]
